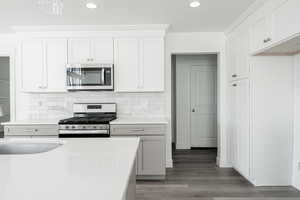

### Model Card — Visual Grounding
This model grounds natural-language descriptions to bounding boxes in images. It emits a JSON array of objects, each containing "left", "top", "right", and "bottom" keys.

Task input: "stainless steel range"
[{"left": 58, "top": 103, "right": 117, "bottom": 138}]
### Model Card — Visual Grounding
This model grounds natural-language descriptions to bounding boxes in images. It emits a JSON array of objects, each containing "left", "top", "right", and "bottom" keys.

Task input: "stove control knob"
[
  {"left": 65, "top": 126, "right": 69, "bottom": 129},
  {"left": 82, "top": 126, "right": 86, "bottom": 129},
  {"left": 93, "top": 126, "right": 97, "bottom": 129},
  {"left": 72, "top": 126, "right": 76, "bottom": 129}
]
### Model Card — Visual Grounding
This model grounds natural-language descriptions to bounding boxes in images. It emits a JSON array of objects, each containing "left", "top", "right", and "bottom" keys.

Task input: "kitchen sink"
[{"left": 0, "top": 140, "right": 63, "bottom": 155}]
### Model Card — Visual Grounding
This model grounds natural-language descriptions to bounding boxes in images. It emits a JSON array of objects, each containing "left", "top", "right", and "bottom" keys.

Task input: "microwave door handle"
[{"left": 101, "top": 69, "right": 105, "bottom": 85}]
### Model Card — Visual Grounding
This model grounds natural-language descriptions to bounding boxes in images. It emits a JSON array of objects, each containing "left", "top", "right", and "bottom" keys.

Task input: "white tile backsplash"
[{"left": 18, "top": 92, "right": 166, "bottom": 120}]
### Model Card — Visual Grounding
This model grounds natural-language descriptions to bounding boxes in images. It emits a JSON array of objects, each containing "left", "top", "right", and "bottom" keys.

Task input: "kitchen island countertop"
[{"left": 0, "top": 137, "right": 139, "bottom": 200}]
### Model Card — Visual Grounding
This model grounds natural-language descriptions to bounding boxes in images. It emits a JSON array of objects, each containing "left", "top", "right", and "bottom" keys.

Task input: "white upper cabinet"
[
  {"left": 114, "top": 38, "right": 140, "bottom": 92},
  {"left": 92, "top": 38, "right": 114, "bottom": 63},
  {"left": 68, "top": 39, "right": 90, "bottom": 63},
  {"left": 251, "top": 15, "right": 272, "bottom": 53},
  {"left": 141, "top": 38, "right": 164, "bottom": 92},
  {"left": 114, "top": 37, "right": 165, "bottom": 92},
  {"left": 21, "top": 39, "right": 68, "bottom": 92},
  {"left": 44, "top": 39, "right": 68, "bottom": 92},
  {"left": 68, "top": 38, "right": 113, "bottom": 63},
  {"left": 21, "top": 39, "right": 44, "bottom": 92},
  {"left": 235, "top": 30, "right": 250, "bottom": 79},
  {"left": 227, "top": 30, "right": 250, "bottom": 82},
  {"left": 251, "top": 0, "right": 300, "bottom": 55},
  {"left": 271, "top": 0, "right": 300, "bottom": 42}
]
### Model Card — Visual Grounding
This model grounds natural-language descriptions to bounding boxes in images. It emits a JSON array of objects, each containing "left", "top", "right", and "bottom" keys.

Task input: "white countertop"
[
  {"left": 0, "top": 137, "right": 139, "bottom": 200},
  {"left": 110, "top": 117, "right": 168, "bottom": 125},
  {"left": 1, "top": 120, "right": 60, "bottom": 125}
]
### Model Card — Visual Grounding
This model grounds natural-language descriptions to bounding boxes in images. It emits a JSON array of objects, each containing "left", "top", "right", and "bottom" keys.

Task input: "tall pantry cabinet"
[{"left": 227, "top": 27, "right": 293, "bottom": 186}]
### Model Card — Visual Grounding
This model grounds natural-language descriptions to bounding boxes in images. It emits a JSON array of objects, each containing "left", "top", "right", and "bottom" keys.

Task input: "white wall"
[
  {"left": 293, "top": 53, "right": 300, "bottom": 190},
  {"left": 165, "top": 32, "right": 229, "bottom": 167}
]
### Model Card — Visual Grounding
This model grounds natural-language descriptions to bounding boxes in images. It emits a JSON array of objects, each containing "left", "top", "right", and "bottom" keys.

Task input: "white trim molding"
[
  {"left": 11, "top": 24, "right": 170, "bottom": 33},
  {"left": 225, "top": 0, "right": 269, "bottom": 35}
]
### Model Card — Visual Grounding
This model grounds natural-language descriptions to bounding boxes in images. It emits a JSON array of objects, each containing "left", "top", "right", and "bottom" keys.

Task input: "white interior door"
[{"left": 190, "top": 65, "right": 217, "bottom": 147}]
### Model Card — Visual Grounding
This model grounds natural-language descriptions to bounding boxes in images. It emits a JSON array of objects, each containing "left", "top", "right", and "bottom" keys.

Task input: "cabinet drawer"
[
  {"left": 4, "top": 125, "right": 58, "bottom": 136},
  {"left": 110, "top": 124, "right": 165, "bottom": 136}
]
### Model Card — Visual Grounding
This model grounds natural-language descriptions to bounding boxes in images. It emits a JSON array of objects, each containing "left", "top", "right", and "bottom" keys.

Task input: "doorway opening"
[
  {"left": 0, "top": 57, "right": 10, "bottom": 138},
  {"left": 171, "top": 54, "right": 218, "bottom": 164}
]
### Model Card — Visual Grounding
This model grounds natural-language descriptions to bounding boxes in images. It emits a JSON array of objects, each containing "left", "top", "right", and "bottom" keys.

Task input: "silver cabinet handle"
[
  {"left": 130, "top": 129, "right": 145, "bottom": 132},
  {"left": 263, "top": 38, "right": 272, "bottom": 43}
]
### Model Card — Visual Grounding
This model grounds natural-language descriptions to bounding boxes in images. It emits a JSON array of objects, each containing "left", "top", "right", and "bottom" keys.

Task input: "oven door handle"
[{"left": 59, "top": 130, "right": 109, "bottom": 134}]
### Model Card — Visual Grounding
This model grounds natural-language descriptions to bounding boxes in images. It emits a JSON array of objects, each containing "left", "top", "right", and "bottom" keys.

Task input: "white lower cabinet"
[
  {"left": 4, "top": 124, "right": 59, "bottom": 137},
  {"left": 228, "top": 56, "right": 294, "bottom": 186},
  {"left": 111, "top": 124, "right": 166, "bottom": 180},
  {"left": 137, "top": 136, "right": 165, "bottom": 176},
  {"left": 231, "top": 79, "right": 250, "bottom": 179}
]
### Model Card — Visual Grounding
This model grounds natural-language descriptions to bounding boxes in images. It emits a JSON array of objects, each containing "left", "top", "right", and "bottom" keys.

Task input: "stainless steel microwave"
[{"left": 66, "top": 63, "right": 114, "bottom": 91}]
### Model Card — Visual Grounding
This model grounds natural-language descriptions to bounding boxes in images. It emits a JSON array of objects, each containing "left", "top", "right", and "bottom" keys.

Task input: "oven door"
[{"left": 66, "top": 64, "right": 114, "bottom": 90}]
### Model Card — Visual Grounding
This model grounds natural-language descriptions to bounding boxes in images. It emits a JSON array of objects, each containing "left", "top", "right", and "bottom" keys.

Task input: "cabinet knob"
[
  {"left": 192, "top": 109, "right": 195, "bottom": 112},
  {"left": 232, "top": 74, "right": 237, "bottom": 78},
  {"left": 263, "top": 38, "right": 272, "bottom": 43},
  {"left": 232, "top": 83, "right": 237, "bottom": 87}
]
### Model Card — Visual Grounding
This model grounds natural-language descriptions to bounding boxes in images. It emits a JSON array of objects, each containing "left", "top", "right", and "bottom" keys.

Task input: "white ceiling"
[{"left": 0, "top": 0, "right": 256, "bottom": 33}]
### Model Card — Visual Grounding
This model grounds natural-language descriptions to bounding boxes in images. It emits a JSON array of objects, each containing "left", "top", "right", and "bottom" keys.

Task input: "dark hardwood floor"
[{"left": 136, "top": 148, "right": 300, "bottom": 200}]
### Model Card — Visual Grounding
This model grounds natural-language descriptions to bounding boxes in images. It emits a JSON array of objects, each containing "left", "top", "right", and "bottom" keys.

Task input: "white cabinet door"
[
  {"left": 141, "top": 38, "right": 164, "bottom": 92},
  {"left": 21, "top": 39, "right": 44, "bottom": 92},
  {"left": 226, "top": 36, "right": 237, "bottom": 82},
  {"left": 234, "top": 79, "right": 250, "bottom": 179},
  {"left": 272, "top": 0, "right": 300, "bottom": 42},
  {"left": 228, "top": 82, "right": 238, "bottom": 169},
  {"left": 137, "top": 136, "right": 165, "bottom": 176},
  {"left": 235, "top": 31, "right": 250, "bottom": 79},
  {"left": 68, "top": 39, "right": 90, "bottom": 63},
  {"left": 114, "top": 38, "right": 140, "bottom": 92},
  {"left": 251, "top": 16, "right": 272, "bottom": 53},
  {"left": 92, "top": 38, "right": 114, "bottom": 63},
  {"left": 44, "top": 39, "right": 67, "bottom": 92}
]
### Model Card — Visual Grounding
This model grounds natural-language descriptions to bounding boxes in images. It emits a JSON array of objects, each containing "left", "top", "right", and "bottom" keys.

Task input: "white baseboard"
[
  {"left": 294, "top": 184, "right": 300, "bottom": 191},
  {"left": 166, "top": 158, "right": 173, "bottom": 168},
  {"left": 218, "top": 159, "right": 232, "bottom": 168}
]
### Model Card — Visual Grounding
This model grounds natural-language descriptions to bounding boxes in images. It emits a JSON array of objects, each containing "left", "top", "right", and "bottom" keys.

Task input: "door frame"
[
  {"left": 0, "top": 48, "right": 17, "bottom": 122},
  {"left": 171, "top": 52, "right": 223, "bottom": 166}
]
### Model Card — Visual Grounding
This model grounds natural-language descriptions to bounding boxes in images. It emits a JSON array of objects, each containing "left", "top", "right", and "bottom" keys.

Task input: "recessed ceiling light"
[
  {"left": 86, "top": 0, "right": 97, "bottom": 9},
  {"left": 189, "top": 0, "right": 200, "bottom": 8}
]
